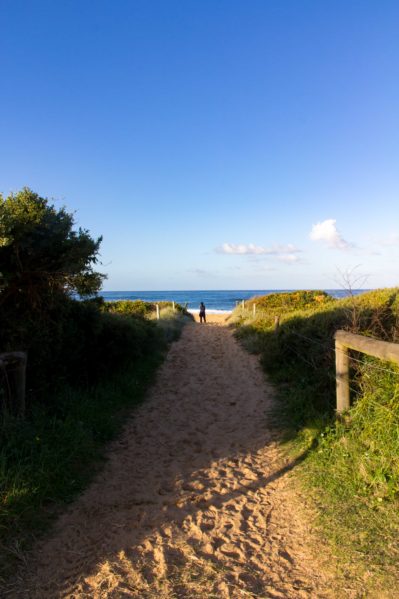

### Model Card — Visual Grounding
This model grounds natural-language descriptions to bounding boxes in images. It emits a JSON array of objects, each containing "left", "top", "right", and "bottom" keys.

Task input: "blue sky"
[{"left": 1, "top": 0, "right": 398, "bottom": 290}]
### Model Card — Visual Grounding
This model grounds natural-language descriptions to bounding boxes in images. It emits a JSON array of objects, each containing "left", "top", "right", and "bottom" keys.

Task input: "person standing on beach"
[{"left": 199, "top": 302, "right": 206, "bottom": 323}]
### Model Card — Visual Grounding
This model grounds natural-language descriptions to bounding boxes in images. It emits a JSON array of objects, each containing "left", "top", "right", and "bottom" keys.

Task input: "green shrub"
[
  {"left": 104, "top": 299, "right": 155, "bottom": 317},
  {"left": 104, "top": 299, "right": 190, "bottom": 318},
  {"left": 0, "top": 296, "right": 162, "bottom": 404},
  {"left": 233, "top": 288, "right": 399, "bottom": 572},
  {"left": 246, "top": 289, "right": 334, "bottom": 311}
]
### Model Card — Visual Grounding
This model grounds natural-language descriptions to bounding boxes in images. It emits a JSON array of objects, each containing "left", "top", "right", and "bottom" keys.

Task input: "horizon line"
[{"left": 101, "top": 287, "right": 373, "bottom": 292}]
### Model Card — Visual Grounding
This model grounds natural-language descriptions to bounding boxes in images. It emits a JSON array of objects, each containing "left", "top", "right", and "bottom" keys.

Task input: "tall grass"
[{"left": 232, "top": 289, "right": 399, "bottom": 581}]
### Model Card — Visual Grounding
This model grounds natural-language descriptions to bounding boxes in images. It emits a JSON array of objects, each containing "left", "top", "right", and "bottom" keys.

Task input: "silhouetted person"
[{"left": 199, "top": 302, "right": 206, "bottom": 323}]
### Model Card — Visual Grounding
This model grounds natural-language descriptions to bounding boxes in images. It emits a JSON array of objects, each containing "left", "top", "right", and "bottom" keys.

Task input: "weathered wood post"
[
  {"left": 335, "top": 339, "right": 350, "bottom": 413},
  {"left": 172, "top": 301, "right": 175, "bottom": 311},
  {"left": 242, "top": 300, "right": 245, "bottom": 310},
  {"left": 274, "top": 315, "right": 280, "bottom": 333},
  {"left": 0, "top": 351, "right": 27, "bottom": 417},
  {"left": 156, "top": 304, "right": 160, "bottom": 320},
  {"left": 253, "top": 303, "right": 256, "bottom": 318},
  {"left": 15, "top": 353, "right": 27, "bottom": 417}
]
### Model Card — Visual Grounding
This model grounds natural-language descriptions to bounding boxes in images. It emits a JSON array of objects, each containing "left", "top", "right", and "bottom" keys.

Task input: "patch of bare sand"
[
  {"left": 191, "top": 312, "right": 231, "bottom": 324},
  {"left": 7, "top": 322, "right": 347, "bottom": 598}
]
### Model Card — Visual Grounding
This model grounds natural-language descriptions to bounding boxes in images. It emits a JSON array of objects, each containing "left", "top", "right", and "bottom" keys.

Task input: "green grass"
[
  {"left": 0, "top": 353, "right": 162, "bottom": 578},
  {"left": 232, "top": 288, "right": 399, "bottom": 586},
  {"left": 301, "top": 359, "right": 399, "bottom": 579},
  {"left": 0, "top": 309, "right": 191, "bottom": 580}
]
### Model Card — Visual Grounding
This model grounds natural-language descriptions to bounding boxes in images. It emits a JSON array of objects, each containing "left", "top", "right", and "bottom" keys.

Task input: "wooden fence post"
[
  {"left": 242, "top": 300, "right": 245, "bottom": 310},
  {"left": 0, "top": 351, "right": 27, "bottom": 417},
  {"left": 274, "top": 315, "right": 280, "bottom": 333},
  {"left": 156, "top": 304, "right": 160, "bottom": 320},
  {"left": 253, "top": 304, "right": 256, "bottom": 317},
  {"left": 172, "top": 301, "right": 175, "bottom": 311},
  {"left": 335, "top": 340, "right": 350, "bottom": 413}
]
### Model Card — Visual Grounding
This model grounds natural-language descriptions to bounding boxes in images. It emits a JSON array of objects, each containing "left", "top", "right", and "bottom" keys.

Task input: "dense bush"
[
  {"left": 0, "top": 190, "right": 168, "bottom": 407},
  {"left": 246, "top": 289, "right": 334, "bottom": 310},
  {"left": 0, "top": 293, "right": 162, "bottom": 408}
]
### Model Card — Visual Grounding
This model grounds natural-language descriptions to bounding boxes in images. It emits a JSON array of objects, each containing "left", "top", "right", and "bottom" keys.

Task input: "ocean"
[{"left": 100, "top": 289, "right": 369, "bottom": 313}]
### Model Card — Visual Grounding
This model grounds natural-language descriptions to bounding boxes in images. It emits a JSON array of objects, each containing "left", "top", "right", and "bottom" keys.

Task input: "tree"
[{"left": 0, "top": 188, "right": 105, "bottom": 309}]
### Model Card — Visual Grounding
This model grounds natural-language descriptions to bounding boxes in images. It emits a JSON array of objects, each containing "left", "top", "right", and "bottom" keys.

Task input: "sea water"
[{"left": 100, "top": 290, "right": 368, "bottom": 313}]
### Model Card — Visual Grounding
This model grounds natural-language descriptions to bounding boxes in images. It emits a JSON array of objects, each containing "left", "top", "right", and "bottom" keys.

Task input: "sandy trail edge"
[
  {"left": 191, "top": 313, "right": 231, "bottom": 324},
  {"left": 8, "top": 322, "right": 342, "bottom": 598}
]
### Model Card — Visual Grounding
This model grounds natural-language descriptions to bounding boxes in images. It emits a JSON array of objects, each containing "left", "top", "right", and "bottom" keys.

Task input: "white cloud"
[
  {"left": 216, "top": 243, "right": 267, "bottom": 255},
  {"left": 216, "top": 242, "right": 301, "bottom": 255},
  {"left": 309, "top": 219, "right": 352, "bottom": 250}
]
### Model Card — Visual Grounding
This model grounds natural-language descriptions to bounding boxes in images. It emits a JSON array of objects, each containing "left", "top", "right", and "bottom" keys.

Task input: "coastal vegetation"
[
  {"left": 232, "top": 288, "right": 399, "bottom": 581},
  {"left": 2, "top": 188, "right": 397, "bottom": 588},
  {"left": 0, "top": 189, "right": 191, "bottom": 577}
]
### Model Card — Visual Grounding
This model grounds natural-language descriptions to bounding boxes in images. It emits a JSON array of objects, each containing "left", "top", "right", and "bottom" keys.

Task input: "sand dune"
[{"left": 7, "top": 321, "right": 342, "bottom": 598}]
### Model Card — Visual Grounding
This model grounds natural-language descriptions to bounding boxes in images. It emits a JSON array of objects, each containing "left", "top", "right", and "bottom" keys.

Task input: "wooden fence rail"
[{"left": 334, "top": 330, "right": 399, "bottom": 413}]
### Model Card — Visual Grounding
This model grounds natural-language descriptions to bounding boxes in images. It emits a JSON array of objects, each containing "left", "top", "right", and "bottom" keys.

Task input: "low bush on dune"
[
  {"left": 233, "top": 290, "right": 335, "bottom": 332},
  {"left": 104, "top": 299, "right": 156, "bottom": 317},
  {"left": 246, "top": 289, "right": 334, "bottom": 311},
  {"left": 103, "top": 298, "right": 190, "bottom": 318},
  {"left": 105, "top": 299, "right": 193, "bottom": 340},
  {"left": 103, "top": 299, "right": 193, "bottom": 343},
  {"left": 233, "top": 288, "right": 399, "bottom": 578}
]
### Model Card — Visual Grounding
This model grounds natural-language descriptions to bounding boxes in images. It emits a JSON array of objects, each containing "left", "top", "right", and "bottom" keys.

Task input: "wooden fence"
[
  {"left": 334, "top": 330, "right": 399, "bottom": 413},
  {"left": 154, "top": 301, "right": 178, "bottom": 319}
]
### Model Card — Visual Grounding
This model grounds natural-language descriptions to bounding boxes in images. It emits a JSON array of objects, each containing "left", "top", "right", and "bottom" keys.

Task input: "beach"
[{"left": 189, "top": 310, "right": 233, "bottom": 324}]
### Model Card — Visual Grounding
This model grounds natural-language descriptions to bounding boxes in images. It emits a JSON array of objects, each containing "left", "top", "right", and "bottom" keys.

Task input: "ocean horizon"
[{"left": 100, "top": 289, "right": 370, "bottom": 312}]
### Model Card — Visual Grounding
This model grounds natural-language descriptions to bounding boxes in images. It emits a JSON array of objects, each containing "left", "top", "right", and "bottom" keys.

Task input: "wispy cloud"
[
  {"left": 373, "top": 234, "right": 399, "bottom": 247},
  {"left": 278, "top": 254, "right": 301, "bottom": 264},
  {"left": 187, "top": 268, "right": 215, "bottom": 277},
  {"left": 309, "top": 219, "right": 352, "bottom": 250},
  {"left": 215, "top": 242, "right": 301, "bottom": 256}
]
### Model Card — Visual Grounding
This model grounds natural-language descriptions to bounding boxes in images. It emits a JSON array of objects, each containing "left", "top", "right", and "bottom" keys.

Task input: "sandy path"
[
  {"left": 8, "top": 321, "right": 337, "bottom": 598},
  {"left": 191, "top": 313, "right": 231, "bottom": 324}
]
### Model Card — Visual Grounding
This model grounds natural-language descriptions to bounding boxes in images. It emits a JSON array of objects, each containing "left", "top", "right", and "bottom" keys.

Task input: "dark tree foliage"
[
  {"left": 0, "top": 188, "right": 109, "bottom": 397},
  {"left": 0, "top": 189, "right": 162, "bottom": 404},
  {"left": 0, "top": 187, "right": 105, "bottom": 310}
]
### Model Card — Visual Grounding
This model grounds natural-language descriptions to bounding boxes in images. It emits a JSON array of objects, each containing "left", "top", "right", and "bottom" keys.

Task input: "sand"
[
  {"left": 191, "top": 312, "right": 232, "bottom": 324},
  {"left": 7, "top": 321, "right": 342, "bottom": 598}
]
